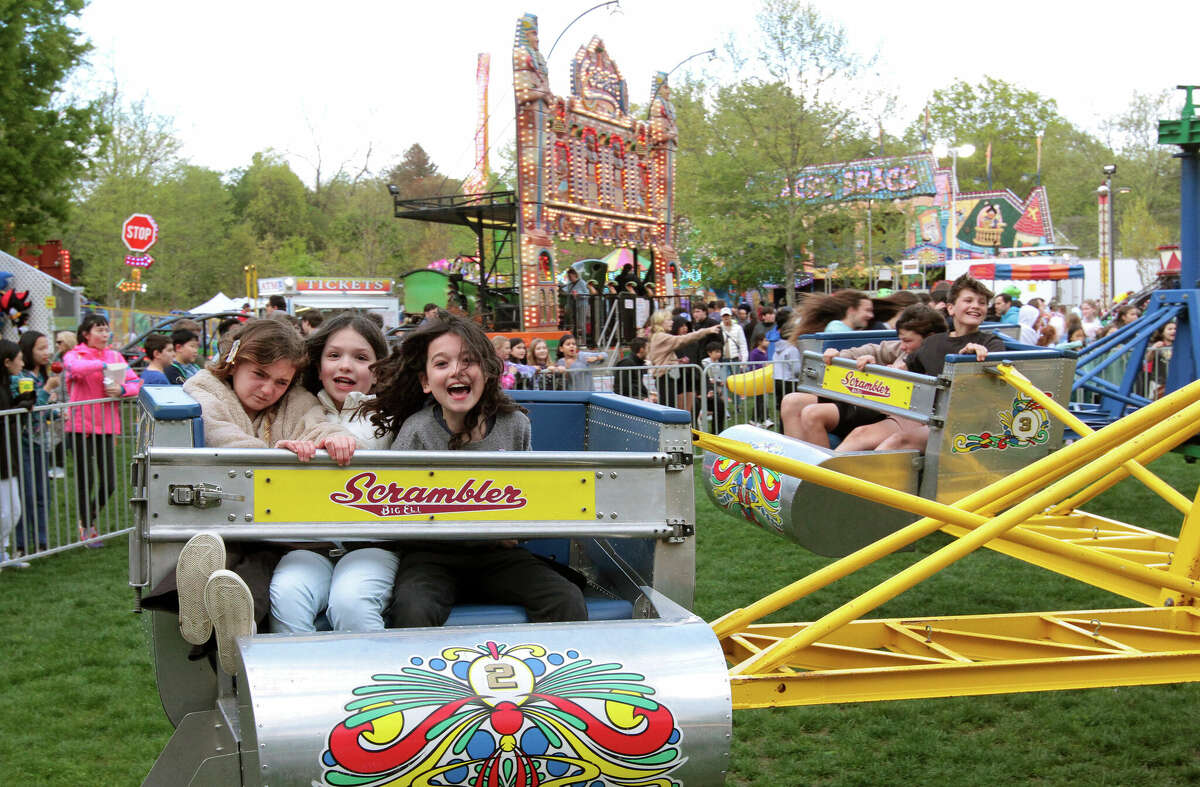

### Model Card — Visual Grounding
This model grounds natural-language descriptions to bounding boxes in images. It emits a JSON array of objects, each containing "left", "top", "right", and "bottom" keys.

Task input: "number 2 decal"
[{"left": 485, "top": 662, "right": 518, "bottom": 690}]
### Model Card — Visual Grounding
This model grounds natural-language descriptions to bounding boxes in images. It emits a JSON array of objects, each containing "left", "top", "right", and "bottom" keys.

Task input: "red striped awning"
[{"left": 969, "top": 262, "right": 1083, "bottom": 281}]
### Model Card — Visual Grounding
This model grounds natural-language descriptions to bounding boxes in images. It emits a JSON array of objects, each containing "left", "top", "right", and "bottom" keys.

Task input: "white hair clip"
[{"left": 225, "top": 339, "right": 241, "bottom": 364}]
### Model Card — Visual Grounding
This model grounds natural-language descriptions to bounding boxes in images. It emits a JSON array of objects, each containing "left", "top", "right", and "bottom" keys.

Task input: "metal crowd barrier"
[
  {"left": 539, "top": 360, "right": 797, "bottom": 433},
  {"left": 0, "top": 395, "right": 140, "bottom": 567}
]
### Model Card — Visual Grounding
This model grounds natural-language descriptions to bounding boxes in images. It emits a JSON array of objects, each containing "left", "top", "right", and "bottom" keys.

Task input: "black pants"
[
  {"left": 387, "top": 547, "right": 588, "bottom": 628},
  {"left": 774, "top": 380, "right": 797, "bottom": 424},
  {"left": 69, "top": 432, "right": 116, "bottom": 524}
]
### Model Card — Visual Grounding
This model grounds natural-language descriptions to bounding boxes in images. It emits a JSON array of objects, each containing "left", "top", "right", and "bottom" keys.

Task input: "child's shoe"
[
  {"left": 204, "top": 569, "right": 255, "bottom": 675},
  {"left": 177, "top": 533, "right": 226, "bottom": 645},
  {"left": 77, "top": 524, "right": 102, "bottom": 549}
]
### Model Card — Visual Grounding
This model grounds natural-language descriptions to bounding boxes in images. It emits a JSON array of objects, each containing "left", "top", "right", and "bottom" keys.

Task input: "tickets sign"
[
  {"left": 254, "top": 469, "right": 594, "bottom": 523},
  {"left": 821, "top": 365, "right": 914, "bottom": 409}
]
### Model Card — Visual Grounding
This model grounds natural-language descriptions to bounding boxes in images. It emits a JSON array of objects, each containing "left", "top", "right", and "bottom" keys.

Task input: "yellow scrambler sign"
[
  {"left": 254, "top": 469, "right": 593, "bottom": 523},
  {"left": 821, "top": 365, "right": 914, "bottom": 409}
]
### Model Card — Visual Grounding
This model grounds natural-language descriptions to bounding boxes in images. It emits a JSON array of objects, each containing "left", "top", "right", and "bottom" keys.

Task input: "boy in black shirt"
[
  {"left": 845, "top": 274, "right": 1005, "bottom": 451},
  {"left": 612, "top": 338, "right": 652, "bottom": 401},
  {"left": 906, "top": 274, "right": 1005, "bottom": 377}
]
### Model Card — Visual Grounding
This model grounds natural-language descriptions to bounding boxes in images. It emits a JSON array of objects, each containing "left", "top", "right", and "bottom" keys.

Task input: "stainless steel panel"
[
  {"left": 141, "top": 709, "right": 237, "bottom": 787},
  {"left": 238, "top": 593, "right": 730, "bottom": 787},
  {"left": 702, "top": 425, "right": 920, "bottom": 557},
  {"left": 798, "top": 351, "right": 941, "bottom": 423},
  {"left": 926, "top": 358, "right": 1073, "bottom": 503}
]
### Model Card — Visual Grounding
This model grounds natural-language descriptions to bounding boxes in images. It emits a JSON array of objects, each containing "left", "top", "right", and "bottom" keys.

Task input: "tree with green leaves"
[
  {"left": 908, "top": 77, "right": 1061, "bottom": 192},
  {"left": 0, "top": 0, "right": 108, "bottom": 248},
  {"left": 676, "top": 0, "right": 883, "bottom": 304},
  {"left": 1102, "top": 90, "right": 1180, "bottom": 249},
  {"left": 63, "top": 87, "right": 187, "bottom": 305}
]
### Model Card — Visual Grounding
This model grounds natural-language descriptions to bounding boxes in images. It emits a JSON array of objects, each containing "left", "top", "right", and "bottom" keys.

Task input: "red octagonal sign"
[{"left": 121, "top": 213, "right": 159, "bottom": 253}]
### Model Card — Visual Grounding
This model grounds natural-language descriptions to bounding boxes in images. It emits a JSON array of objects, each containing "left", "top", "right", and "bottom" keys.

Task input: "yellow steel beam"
[
  {"left": 728, "top": 607, "right": 1200, "bottom": 709},
  {"left": 990, "top": 362, "right": 1194, "bottom": 515},
  {"left": 1047, "top": 427, "right": 1195, "bottom": 515},
  {"left": 1163, "top": 485, "right": 1200, "bottom": 605},
  {"left": 722, "top": 400, "right": 1200, "bottom": 675},
  {"left": 707, "top": 379, "right": 1200, "bottom": 642}
]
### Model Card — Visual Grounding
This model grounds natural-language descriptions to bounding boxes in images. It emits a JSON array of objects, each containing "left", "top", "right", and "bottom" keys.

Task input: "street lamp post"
[{"left": 933, "top": 141, "right": 975, "bottom": 263}]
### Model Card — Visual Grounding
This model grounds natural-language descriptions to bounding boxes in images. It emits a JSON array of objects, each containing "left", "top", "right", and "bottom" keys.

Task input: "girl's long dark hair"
[
  {"left": 366, "top": 314, "right": 523, "bottom": 449},
  {"left": 0, "top": 339, "right": 21, "bottom": 387},
  {"left": 301, "top": 311, "right": 389, "bottom": 396},
  {"left": 19, "top": 331, "right": 48, "bottom": 377},
  {"left": 796, "top": 290, "right": 867, "bottom": 336}
]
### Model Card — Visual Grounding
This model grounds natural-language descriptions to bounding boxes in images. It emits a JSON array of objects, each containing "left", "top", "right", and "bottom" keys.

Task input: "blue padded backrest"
[
  {"left": 139, "top": 385, "right": 202, "bottom": 419},
  {"left": 519, "top": 402, "right": 586, "bottom": 451},
  {"left": 946, "top": 348, "right": 1074, "bottom": 364},
  {"left": 523, "top": 538, "right": 570, "bottom": 564},
  {"left": 803, "top": 329, "right": 896, "bottom": 351},
  {"left": 139, "top": 385, "right": 205, "bottom": 446},
  {"left": 511, "top": 390, "right": 691, "bottom": 426},
  {"left": 584, "top": 391, "right": 691, "bottom": 424},
  {"left": 444, "top": 597, "right": 634, "bottom": 626}
]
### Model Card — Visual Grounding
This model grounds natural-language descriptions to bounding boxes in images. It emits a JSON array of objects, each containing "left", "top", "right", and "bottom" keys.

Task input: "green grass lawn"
[{"left": 3, "top": 454, "right": 1199, "bottom": 785}]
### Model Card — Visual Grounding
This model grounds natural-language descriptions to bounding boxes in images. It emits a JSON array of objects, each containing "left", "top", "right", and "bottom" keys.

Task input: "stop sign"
[{"left": 122, "top": 213, "right": 159, "bottom": 253}]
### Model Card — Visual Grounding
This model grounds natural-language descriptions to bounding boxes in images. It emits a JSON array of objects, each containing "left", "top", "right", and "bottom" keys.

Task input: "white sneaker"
[
  {"left": 177, "top": 533, "right": 226, "bottom": 645},
  {"left": 2, "top": 551, "right": 31, "bottom": 568},
  {"left": 48, "top": 467, "right": 65, "bottom": 480},
  {"left": 762, "top": 419, "right": 775, "bottom": 429},
  {"left": 204, "top": 569, "right": 256, "bottom": 676}
]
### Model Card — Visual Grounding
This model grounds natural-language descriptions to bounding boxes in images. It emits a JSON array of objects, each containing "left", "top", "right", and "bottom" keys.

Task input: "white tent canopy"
[{"left": 189, "top": 292, "right": 243, "bottom": 314}]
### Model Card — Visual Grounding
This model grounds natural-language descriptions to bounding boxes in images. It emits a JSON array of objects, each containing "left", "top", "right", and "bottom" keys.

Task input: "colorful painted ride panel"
[
  {"left": 926, "top": 357, "right": 1073, "bottom": 503},
  {"left": 238, "top": 602, "right": 731, "bottom": 786},
  {"left": 702, "top": 425, "right": 921, "bottom": 557}
]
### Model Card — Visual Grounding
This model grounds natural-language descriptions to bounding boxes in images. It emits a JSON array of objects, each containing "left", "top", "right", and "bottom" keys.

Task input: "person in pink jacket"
[{"left": 63, "top": 313, "right": 142, "bottom": 547}]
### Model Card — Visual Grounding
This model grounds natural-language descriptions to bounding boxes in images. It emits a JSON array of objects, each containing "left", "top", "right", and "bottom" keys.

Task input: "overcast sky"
[{"left": 73, "top": 0, "right": 1197, "bottom": 185}]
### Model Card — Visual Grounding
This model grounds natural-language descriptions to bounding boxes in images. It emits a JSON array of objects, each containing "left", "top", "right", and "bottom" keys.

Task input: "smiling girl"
[
  {"left": 263, "top": 312, "right": 399, "bottom": 636},
  {"left": 367, "top": 314, "right": 586, "bottom": 627}
]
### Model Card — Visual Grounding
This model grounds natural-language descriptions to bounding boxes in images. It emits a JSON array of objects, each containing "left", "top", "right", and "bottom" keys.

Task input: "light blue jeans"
[{"left": 268, "top": 547, "right": 399, "bottom": 633}]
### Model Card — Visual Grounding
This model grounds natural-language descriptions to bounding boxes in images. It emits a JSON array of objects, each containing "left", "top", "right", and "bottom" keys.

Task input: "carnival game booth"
[
  {"left": 705, "top": 330, "right": 1076, "bottom": 557},
  {"left": 132, "top": 386, "right": 728, "bottom": 786}
]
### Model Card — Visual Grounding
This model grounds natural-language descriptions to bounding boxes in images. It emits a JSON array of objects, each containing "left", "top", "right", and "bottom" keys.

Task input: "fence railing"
[
  {"left": 0, "top": 395, "right": 140, "bottom": 568},
  {"left": 558, "top": 293, "right": 706, "bottom": 349},
  {"left": 510, "top": 360, "right": 798, "bottom": 432}
]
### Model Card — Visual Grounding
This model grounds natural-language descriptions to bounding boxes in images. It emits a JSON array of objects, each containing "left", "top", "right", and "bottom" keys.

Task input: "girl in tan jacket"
[{"left": 171, "top": 319, "right": 356, "bottom": 674}]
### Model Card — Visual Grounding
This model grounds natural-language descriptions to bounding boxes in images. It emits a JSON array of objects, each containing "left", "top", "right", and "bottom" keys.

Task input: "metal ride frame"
[
  {"left": 699, "top": 367, "right": 1200, "bottom": 709},
  {"left": 685, "top": 89, "right": 1200, "bottom": 711},
  {"left": 1072, "top": 86, "right": 1200, "bottom": 427}
]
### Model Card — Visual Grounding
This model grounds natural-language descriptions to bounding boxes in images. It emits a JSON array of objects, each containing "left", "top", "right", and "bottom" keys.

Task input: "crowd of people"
[
  {"left": 2, "top": 279, "right": 1176, "bottom": 674},
  {"left": 574, "top": 276, "right": 1175, "bottom": 438}
]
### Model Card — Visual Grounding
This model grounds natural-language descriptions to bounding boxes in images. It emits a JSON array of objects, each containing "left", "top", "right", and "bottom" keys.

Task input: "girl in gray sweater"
[{"left": 366, "top": 315, "right": 586, "bottom": 627}]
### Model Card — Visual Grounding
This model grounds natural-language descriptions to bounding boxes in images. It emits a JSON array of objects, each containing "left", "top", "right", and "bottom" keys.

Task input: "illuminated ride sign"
[
  {"left": 512, "top": 13, "right": 678, "bottom": 329},
  {"left": 782, "top": 153, "right": 939, "bottom": 205}
]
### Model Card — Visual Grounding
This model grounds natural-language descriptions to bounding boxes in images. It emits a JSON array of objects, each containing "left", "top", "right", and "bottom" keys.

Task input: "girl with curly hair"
[{"left": 366, "top": 314, "right": 587, "bottom": 627}]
